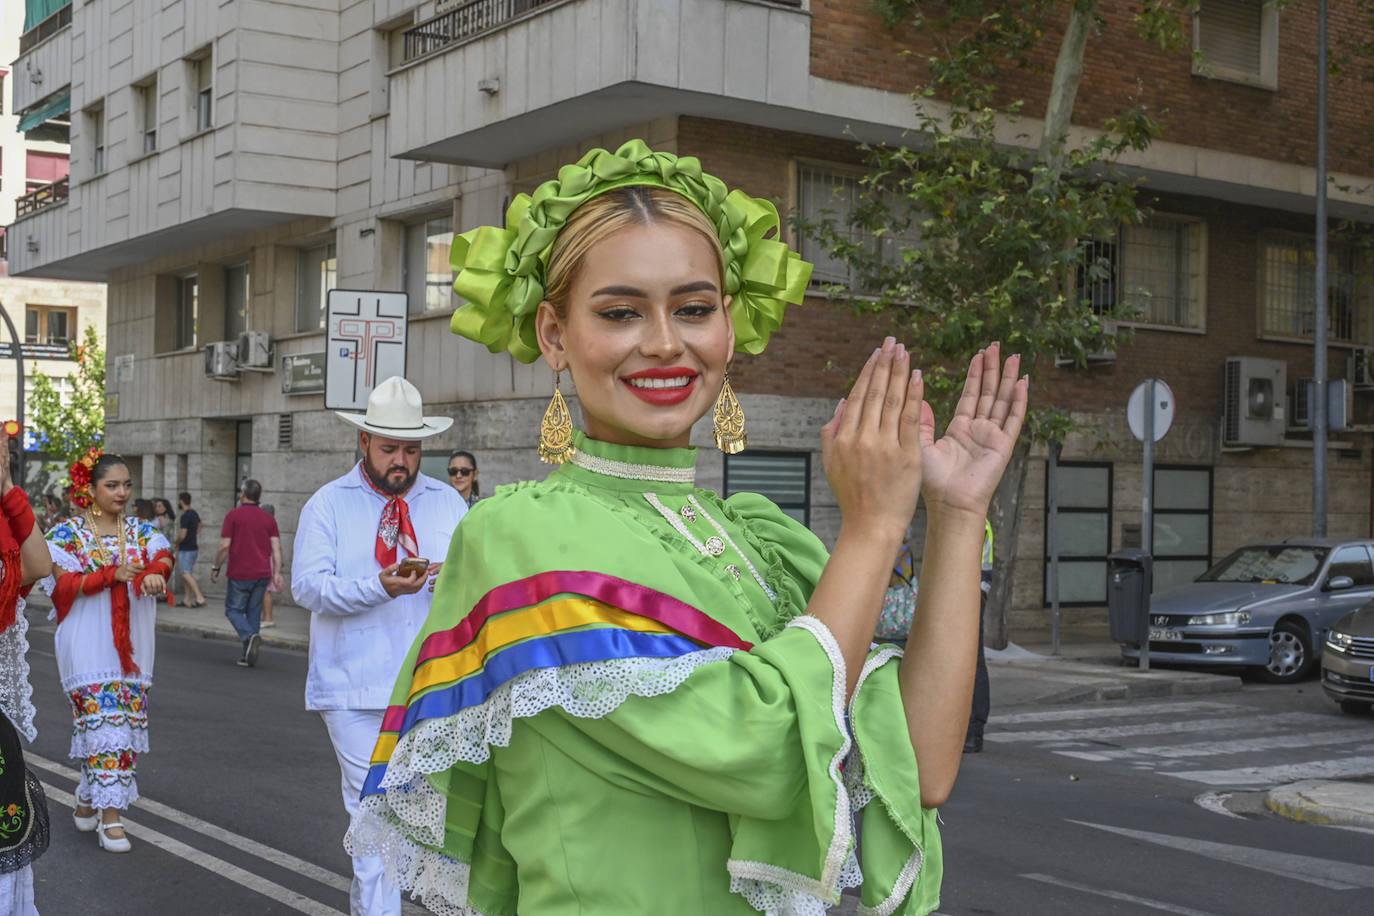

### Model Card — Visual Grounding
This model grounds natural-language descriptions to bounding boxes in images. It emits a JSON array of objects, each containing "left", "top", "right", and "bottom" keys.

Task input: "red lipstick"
[{"left": 621, "top": 368, "right": 699, "bottom": 406}]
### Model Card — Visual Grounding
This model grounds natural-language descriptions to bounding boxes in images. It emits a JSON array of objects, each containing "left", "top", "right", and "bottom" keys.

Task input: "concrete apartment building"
[
  {"left": 5, "top": 0, "right": 1373, "bottom": 637},
  {"left": 1, "top": 1, "right": 105, "bottom": 488}
]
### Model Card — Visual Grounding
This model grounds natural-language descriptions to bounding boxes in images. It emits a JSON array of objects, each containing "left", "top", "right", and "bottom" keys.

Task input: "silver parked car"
[
  {"left": 1121, "top": 538, "right": 1374, "bottom": 683},
  {"left": 1321, "top": 602, "right": 1374, "bottom": 714}
]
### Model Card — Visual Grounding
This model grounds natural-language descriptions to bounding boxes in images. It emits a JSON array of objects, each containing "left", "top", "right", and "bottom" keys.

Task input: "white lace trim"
[
  {"left": 344, "top": 807, "right": 486, "bottom": 916},
  {"left": 727, "top": 615, "right": 853, "bottom": 914},
  {"left": 0, "top": 605, "right": 37, "bottom": 743},
  {"left": 78, "top": 780, "right": 140, "bottom": 811},
  {"left": 570, "top": 448, "right": 696, "bottom": 484},
  {"left": 69, "top": 724, "right": 150, "bottom": 760},
  {"left": 688, "top": 495, "right": 777, "bottom": 602}
]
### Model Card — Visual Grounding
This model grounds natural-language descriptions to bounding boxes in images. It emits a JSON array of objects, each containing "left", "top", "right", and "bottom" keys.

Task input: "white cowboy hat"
[{"left": 335, "top": 376, "right": 453, "bottom": 439}]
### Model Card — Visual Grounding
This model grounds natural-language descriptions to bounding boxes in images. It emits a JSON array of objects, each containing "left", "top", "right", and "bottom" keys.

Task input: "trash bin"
[{"left": 1107, "top": 549, "right": 1152, "bottom": 645}]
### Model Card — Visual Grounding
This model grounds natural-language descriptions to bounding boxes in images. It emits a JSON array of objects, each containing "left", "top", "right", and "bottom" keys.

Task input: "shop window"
[
  {"left": 723, "top": 451, "right": 810, "bottom": 527},
  {"left": 1044, "top": 462, "right": 1113, "bottom": 605},
  {"left": 1152, "top": 466, "right": 1213, "bottom": 593}
]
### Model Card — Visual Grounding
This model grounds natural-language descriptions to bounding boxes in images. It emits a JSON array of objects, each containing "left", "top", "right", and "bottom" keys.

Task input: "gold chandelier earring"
[
  {"left": 712, "top": 373, "right": 747, "bottom": 454},
  {"left": 538, "top": 370, "right": 575, "bottom": 464}
]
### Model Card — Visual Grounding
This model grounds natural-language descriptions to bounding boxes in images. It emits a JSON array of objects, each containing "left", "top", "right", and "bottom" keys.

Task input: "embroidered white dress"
[{"left": 40, "top": 517, "right": 165, "bottom": 809}]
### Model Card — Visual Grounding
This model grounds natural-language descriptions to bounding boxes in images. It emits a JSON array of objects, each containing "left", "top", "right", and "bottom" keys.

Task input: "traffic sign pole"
[{"left": 1141, "top": 379, "right": 1154, "bottom": 672}]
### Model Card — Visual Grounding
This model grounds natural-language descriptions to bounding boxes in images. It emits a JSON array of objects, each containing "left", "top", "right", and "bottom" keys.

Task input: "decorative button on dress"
[
  {"left": 41, "top": 517, "right": 166, "bottom": 810},
  {"left": 349, "top": 432, "right": 943, "bottom": 915}
]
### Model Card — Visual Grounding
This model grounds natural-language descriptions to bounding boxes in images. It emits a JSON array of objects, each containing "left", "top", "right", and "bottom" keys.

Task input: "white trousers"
[
  {"left": 0, "top": 865, "right": 37, "bottom": 916},
  {"left": 321, "top": 709, "right": 401, "bottom": 916}
]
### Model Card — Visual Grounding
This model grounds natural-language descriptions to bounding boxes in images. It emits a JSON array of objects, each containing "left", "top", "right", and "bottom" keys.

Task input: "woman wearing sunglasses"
[{"left": 445, "top": 451, "right": 480, "bottom": 508}]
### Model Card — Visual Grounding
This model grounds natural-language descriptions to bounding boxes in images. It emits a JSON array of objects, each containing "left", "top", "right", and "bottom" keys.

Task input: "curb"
[
  {"left": 1265, "top": 780, "right": 1374, "bottom": 830},
  {"left": 1019, "top": 674, "right": 1245, "bottom": 707},
  {"left": 154, "top": 620, "right": 310, "bottom": 653}
]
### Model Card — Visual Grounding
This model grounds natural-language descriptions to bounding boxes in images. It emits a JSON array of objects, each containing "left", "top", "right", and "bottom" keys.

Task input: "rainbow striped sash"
[{"left": 362, "top": 570, "right": 753, "bottom": 796}]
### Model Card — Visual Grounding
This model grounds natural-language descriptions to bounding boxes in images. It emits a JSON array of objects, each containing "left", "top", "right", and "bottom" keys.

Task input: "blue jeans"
[{"left": 224, "top": 577, "right": 269, "bottom": 651}]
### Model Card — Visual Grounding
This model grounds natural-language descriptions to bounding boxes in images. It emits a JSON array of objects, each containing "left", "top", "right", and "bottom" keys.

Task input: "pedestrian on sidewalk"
[
  {"left": 292, "top": 376, "right": 465, "bottom": 916},
  {"left": 175, "top": 492, "right": 206, "bottom": 607},
  {"left": 259, "top": 503, "right": 279, "bottom": 630},
  {"left": 964, "top": 519, "right": 994, "bottom": 754},
  {"left": 0, "top": 449, "right": 61, "bottom": 909},
  {"left": 446, "top": 450, "right": 482, "bottom": 507},
  {"left": 210, "top": 480, "right": 283, "bottom": 667},
  {"left": 40, "top": 449, "right": 174, "bottom": 855}
]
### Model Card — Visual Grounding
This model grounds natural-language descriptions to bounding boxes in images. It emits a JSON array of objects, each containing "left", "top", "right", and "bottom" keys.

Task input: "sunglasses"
[{"left": 448, "top": 467, "right": 475, "bottom": 477}]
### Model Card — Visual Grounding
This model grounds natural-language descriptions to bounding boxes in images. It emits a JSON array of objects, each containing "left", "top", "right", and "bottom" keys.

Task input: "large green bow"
[{"left": 449, "top": 140, "right": 813, "bottom": 364}]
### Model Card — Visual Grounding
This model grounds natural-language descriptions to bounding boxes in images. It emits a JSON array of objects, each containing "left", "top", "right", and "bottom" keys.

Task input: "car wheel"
[
  {"left": 1339, "top": 700, "right": 1373, "bottom": 715},
  {"left": 1255, "top": 622, "right": 1315, "bottom": 683}
]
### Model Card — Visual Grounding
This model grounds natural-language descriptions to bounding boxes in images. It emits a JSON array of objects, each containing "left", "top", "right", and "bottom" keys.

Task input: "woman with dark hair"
[
  {"left": 446, "top": 450, "right": 480, "bottom": 507},
  {"left": 40, "top": 450, "right": 174, "bottom": 854}
]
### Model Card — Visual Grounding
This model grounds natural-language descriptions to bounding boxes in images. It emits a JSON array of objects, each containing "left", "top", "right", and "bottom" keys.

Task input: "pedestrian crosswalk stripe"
[
  {"left": 988, "top": 711, "right": 1322, "bottom": 744},
  {"left": 1020, "top": 873, "right": 1223, "bottom": 915},
  {"left": 991, "top": 700, "right": 1240, "bottom": 726},
  {"left": 1170, "top": 754, "right": 1374, "bottom": 787},
  {"left": 1054, "top": 727, "right": 1373, "bottom": 762}
]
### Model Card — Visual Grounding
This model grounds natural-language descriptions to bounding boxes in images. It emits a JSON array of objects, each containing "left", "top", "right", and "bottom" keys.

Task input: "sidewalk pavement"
[{"left": 26, "top": 587, "right": 1373, "bottom": 830}]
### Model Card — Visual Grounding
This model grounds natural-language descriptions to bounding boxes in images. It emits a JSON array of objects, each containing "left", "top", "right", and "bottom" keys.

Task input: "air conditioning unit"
[
  {"left": 1054, "top": 321, "right": 1118, "bottom": 368},
  {"left": 237, "top": 331, "right": 273, "bottom": 370},
  {"left": 1349, "top": 347, "right": 1374, "bottom": 390},
  {"left": 204, "top": 341, "right": 239, "bottom": 380},
  {"left": 1222, "top": 356, "right": 1285, "bottom": 446},
  {"left": 1290, "top": 378, "right": 1351, "bottom": 431}
]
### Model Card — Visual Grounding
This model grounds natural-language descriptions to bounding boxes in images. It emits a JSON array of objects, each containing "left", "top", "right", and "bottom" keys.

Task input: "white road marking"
[
  {"left": 1068, "top": 820, "right": 1374, "bottom": 890},
  {"left": 1192, "top": 792, "right": 1244, "bottom": 819},
  {"left": 1169, "top": 754, "right": 1374, "bottom": 787},
  {"left": 990, "top": 700, "right": 1240, "bottom": 726},
  {"left": 42, "top": 781, "right": 347, "bottom": 915},
  {"left": 988, "top": 712, "right": 1321, "bottom": 744},
  {"left": 28, "top": 753, "right": 350, "bottom": 893},
  {"left": 1054, "top": 728, "right": 1373, "bottom": 762},
  {"left": 1020, "top": 873, "right": 1222, "bottom": 915}
]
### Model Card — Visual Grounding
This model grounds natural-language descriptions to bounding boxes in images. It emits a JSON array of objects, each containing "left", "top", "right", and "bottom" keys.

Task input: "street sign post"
[
  {"left": 1128, "top": 378, "right": 1175, "bottom": 672},
  {"left": 325, "top": 290, "right": 408, "bottom": 411}
]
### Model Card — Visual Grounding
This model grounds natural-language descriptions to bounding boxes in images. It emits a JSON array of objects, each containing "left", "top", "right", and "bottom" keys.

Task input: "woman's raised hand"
[
  {"left": 821, "top": 337, "right": 925, "bottom": 542},
  {"left": 919, "top": 343, "right": 1028, "bottom": 522}
]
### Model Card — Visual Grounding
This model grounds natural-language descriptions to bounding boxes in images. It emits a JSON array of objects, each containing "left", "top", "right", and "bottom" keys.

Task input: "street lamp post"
[
  {"left": 1312, "top": 0, "right": 1329, "bottom": 537},
  {"left": 0, "top": 300, "right": 25, "bottom": 485}
]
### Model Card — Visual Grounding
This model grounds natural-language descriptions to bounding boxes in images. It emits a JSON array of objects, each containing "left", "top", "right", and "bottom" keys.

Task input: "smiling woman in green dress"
[{"left": 348, "top": 142, "right": 1028, "bottom": 916}]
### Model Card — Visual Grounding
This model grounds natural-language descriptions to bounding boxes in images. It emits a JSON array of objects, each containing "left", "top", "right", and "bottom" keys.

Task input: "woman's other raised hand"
[
  {"left": 821, "top": 337, "right": 925, "bottom": 542},
  {"left": 919, "top": 343, "right": 1028, "bottom": 523}
]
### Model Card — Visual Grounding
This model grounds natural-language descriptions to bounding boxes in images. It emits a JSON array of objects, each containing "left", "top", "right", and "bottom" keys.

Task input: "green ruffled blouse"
[{"left": 348, "top": 432, "right": 942, "bottom": 915}]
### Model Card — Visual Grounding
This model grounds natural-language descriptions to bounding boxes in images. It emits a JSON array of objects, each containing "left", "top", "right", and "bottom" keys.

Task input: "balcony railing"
[
  {"left": 15, "top": 177, "right": 69, "bottom": 218},
  {"left": 403, "top": 0, "right": 563, "bottom": 62},
  {"left": 18, "top": 3, "right": 72, "bottom": 54}
]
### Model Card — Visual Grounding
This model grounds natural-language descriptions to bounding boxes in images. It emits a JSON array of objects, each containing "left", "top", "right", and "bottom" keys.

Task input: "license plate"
[{"left": 1149, "top": 627, "right": 1183, "bottom": 641}]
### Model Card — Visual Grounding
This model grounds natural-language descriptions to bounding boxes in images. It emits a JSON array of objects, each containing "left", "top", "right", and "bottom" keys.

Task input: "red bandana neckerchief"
[{"left": 359, "top": 462, "right": 419, "bottom": 569}]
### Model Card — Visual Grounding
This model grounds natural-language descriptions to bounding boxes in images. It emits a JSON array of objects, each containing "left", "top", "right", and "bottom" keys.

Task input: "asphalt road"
[
  {"left": 17, "top": 604, "right": 1374, "bottom": 915},
  {"left": 935, "top": 684, "right": 1374, "bottom": 915},
  {"left": 22, "top": 608, "right": 370, "bottom": 915}
]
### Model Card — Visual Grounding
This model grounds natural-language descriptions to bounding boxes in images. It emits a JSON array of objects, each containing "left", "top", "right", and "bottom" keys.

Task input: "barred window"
[
  {"left": 1119, "top": 218, "right": 1206, "bottom": 330},
  {"left": 723, "top": 451, "right": 810, "bottom": 527},
  {"left": 796, "top": 163, "right": 920, "bottom": 290},
  {"left": 1259, "top": 234, "right": 1373, "bottom": 346}
]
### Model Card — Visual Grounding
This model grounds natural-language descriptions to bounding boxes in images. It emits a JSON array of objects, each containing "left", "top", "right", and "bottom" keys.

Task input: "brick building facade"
[{"left": 6, "top": 0, "right": 1373, "bottom": 638}]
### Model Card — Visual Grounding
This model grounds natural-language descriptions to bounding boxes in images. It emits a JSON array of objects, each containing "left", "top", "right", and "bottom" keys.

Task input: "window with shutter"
[{"left": 1193, "top": 0, "right": 1279, "bottom": 89}]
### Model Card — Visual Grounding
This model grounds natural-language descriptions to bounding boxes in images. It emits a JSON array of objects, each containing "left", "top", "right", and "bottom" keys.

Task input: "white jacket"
[{"left": 293, "top": 464, "right": 466, "bottom": 710}]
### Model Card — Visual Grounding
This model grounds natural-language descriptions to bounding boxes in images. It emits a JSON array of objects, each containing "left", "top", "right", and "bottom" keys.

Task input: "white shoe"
[
  {"left": 73, "top": 806, "right": 99, "bottom": 833},
  {"left": 96, "top": 820, "right": 132, "bottom": 853}
]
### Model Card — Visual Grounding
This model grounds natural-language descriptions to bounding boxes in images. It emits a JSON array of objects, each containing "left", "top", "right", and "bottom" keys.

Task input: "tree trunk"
[
  {"left": 1038, "top": 4, "right": 1094, "bottom": 177},
  {"left": 985, "top": 438, "right": 1032, "bottom": 650}
]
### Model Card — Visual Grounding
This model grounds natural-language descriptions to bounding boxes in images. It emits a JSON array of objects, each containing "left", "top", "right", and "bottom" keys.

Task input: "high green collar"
[{"left": 555, "top": 430, "right": 698, "bottom": 493}]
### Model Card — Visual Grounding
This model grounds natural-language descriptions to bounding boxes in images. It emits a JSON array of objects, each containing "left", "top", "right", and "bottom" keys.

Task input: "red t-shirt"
[{"left": 221, "top": 503, "right": 280, "bottom": 580}]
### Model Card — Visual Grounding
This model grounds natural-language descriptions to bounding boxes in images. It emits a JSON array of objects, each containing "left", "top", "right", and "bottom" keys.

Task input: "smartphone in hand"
[{"left": 397, "top": 556, "right": 430, "bottom": 577}]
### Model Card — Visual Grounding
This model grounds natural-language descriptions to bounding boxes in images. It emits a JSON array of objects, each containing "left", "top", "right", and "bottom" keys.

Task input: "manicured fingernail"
[
  {"left": 896, "top": 342, "right": 906, "bottom": 357},
  {"left": 883, "top": 336, "right": 895, "bottom": 351},
  {"left": 913, "top": 369, "right": 922, "bottom": 383},
  {"left": 871, "top": 348, "right": 881, "bottom": 360}
]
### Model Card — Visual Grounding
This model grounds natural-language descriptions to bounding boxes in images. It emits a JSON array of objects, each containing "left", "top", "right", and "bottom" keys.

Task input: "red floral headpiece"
[{"left": 68, "top": 447, "right": 103, "bottom": 509}]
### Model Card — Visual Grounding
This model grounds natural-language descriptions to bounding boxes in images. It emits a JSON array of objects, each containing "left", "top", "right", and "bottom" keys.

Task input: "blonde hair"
[{"left": 543, "top": 186, "right": 725, "bottom": 318}]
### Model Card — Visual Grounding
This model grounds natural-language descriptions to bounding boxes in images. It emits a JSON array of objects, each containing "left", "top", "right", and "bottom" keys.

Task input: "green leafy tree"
[
  {"left": 797, "top": 0, "right": 1200, "bottom": 643},
  {"left": 29, "top": 324, "right": 105, "bottom": 479}
]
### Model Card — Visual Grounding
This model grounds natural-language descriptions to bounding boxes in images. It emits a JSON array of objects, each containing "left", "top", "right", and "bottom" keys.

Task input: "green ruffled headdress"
[{"left": 449, "top": 140, "right": 813, "bottom": 363}]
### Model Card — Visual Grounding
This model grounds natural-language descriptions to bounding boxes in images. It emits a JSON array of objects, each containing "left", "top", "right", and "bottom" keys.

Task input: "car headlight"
[
  {"left": 1326, "top": 630, "right": 1354, "bottom": 653},
  {"left": 1185, "top": 611, "right": 1251, "bottom": 626}
]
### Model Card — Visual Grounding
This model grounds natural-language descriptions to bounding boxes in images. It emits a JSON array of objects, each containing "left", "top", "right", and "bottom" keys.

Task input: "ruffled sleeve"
[{"left": 718, "top": 491, "right": 829, "bottom": 635}]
